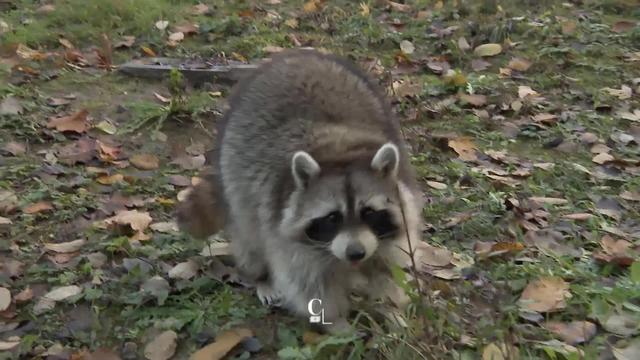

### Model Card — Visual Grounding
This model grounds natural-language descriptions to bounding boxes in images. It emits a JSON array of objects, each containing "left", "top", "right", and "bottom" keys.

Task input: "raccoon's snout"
[{"left": 346, "top": 243, "right": 366, "bottom": 261}]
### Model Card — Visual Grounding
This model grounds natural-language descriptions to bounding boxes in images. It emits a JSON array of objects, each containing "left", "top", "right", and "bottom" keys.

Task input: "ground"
[{"left": 0, "top": 0, "right": 639, "bottom": 359}]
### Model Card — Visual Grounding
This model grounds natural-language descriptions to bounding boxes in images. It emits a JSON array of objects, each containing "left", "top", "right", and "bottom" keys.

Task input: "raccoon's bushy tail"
[{"left": 175, "top": 165, "right": 226, "bottom": 239}]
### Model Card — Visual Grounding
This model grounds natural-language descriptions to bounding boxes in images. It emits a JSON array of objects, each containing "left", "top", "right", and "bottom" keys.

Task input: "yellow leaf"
[
  {"left": 190, "top": 328, "right": 253, "bottom": 360},
  {"left": 473, "top": 43, "right": 502, "bottom": 57}
]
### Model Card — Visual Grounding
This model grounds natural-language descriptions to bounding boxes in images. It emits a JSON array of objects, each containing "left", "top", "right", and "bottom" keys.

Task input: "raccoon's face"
[{"left": 283, "top": 143, "right": 408, "bottom": 266}]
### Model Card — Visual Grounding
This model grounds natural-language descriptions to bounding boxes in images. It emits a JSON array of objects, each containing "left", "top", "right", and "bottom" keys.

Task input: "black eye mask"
[
  {"left": 360, "top": 207, "right": 398, "bottom": 239},
  {"left": 305, "top": 211, "right": 343, "bottom": 242}
]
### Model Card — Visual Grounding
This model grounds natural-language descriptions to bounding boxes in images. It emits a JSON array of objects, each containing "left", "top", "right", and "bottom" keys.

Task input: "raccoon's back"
[{"left": 218, "top": 50, "right": 401, "bottom": 172}]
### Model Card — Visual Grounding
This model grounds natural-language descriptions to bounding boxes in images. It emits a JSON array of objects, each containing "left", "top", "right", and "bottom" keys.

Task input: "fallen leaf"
[
  {"left": 387, "top": 0, "right": 411, "bottom": 12},
  {"left": 532, "top": 113, "right": 557, "bottom": 124},
  {"left": 474, "top": 43, "right": 502, "bottom": 57},
  {"left": 192, "top": 4, "right": 210, "bottom": 15},
  {"left": 593, "top": 152, "right": 614, "bottom": 165},
  {"left": 518, "top": 86, "right": 540, "bottom": 99},
  {"left": 617, "top": 109, "right": 640, "bottom": 121},
  {"left": 481, "top": 342, "right": 512, "bottom": 360},
  {"left": 58, "top": 38, "right": 74, "bottom": 49},
  {"left": 168, "top": 32, "right": 184, "bottom": 43},
  {"left": 171, "top": 154, "right": 206, "bottom": 170},
  {"left": 150, "top": 221, "right": 178, "bottom": 233},
  {"left": 97, "top": 174, "right": 126, "bottom": 185},
  {"left": 591, "top": 143, "right": 611, "bottom": 154},
  {"left": 44, "top": 285, "right": 82, "bottom": 301},
  {"left": 543, "top": 321, "right": 597, "bottom": 345},
  {"left": 603, "top": 85, "right": 632, "bottom": 100},
  {"left": 141, "top": 46, "right": 157, "bottom": 57},
  {"left": 620, "top": 191, "right": 640, "bottom": 202},
  {"left": 613, "top": 337, "right": 640, "bottom": 360},
  {"left": 508, "top": 57, "right": 532, "bottom": 71},
  {"left": 562, "top": 213, "right": 594, "bottom": 221},
  {"left": 602, "top": 311, "right": 640, "bottom": 336},
  {"left": 155, "top": 20, "right": 169, "bottom": 31},
  {"left": 596, "top": 197, "right": 623, "bottom": 220},
  {"left": 400, "top": 40, "right": 415, "bottom": 55},
  {"left": 593, "top": 235, "right": 637, "bottom": 266},
  {"left": 130, "top": 154, "right": 160, "bottom": 170},
  {"left": 0, "top": 96, "right": 23, "bottom": 115},
  {"left": 457, "top": 37, "right": 471, "bottom": 51},
  {"left": 23, "top": 201, "right": 53, "bottom": 214},
  {"left": 191, "top": 328, "right": 254, "bottom": 360},
  {"left": 518, "top": 277, "right": 571, "bottom": 313},
  {"left": 141, "top": 276, "right": 170, "bottom": 305},
  {"left": 529, "top": 197, "right": 568, "bottom": 206},
  {"left": 448, "top": 137, "right": 478, "bottom": 161},
  {"left": 471, "top": 59, "right": 491, "bottom": 71},
  {"left": 200, "top": 242, "right": 231, "bottom": 257},
  {"left": 284, "top": 18, "right": 298, "bottom": 29},
  {"left": 44, "top": 239, "right": 86, "bottom": 253},
  {"left": 95, "top": 120, "right": 117, "bottom": 134},
  {"left": 612, "top": 20, "right": 637, "bottom": 33},
  {"left": 97, "top": 140, "right": 121, "bottom": 162},
  {"left": 459, "top": 93, "right": 487, "bottom": 107},
  {"left": 168, "top": 260, "right": 199, "bottom": 280},
  {"left": 0, "top": 216, "right": 12, "bottom": 228},
  {"left": 47, "top": 109, "right": 89, "bottom": 134},
  {"left": 426, "top": 181, "right": 447, "bottom": 190},
  {"left": 0, "top": 287, "right": 10, "bottom": 311},
  {"left": 0, "top": 336, "right": 20, "bottom": 351},
  {"left": 3, "top": 141, "right": 26, "bottom": 156},
  {"left": 13, "top": 287, "right": 33, "bottom": 303},
  {"left": 144, "top": 330, "right": 177, "bottom": 360},
  {"left": 417, "top": 243, "right": 453, "bottom": 267},
  {"left": 173, "top": 23, "right": 198, "bottom": 35},
  {"left": 104, "top": 210, "right": 153, "bottom": 232}
]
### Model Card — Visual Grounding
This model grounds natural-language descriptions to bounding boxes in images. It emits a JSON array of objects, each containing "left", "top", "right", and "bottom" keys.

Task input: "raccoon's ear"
[
  {"left": 292, "top": 151, "right": 321, "bottom": 188},
  {"left": 371, "top": 142, "right": 399, "bottom": 179}
]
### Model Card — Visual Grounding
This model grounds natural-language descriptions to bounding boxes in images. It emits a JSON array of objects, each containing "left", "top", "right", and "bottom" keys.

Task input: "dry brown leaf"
[
  {"left": 44, "top": 285, "right": 82, "bottom": 301},
  {"left": 96, "top": 141, "right": 121, "bottom": 162},
  {"left": 518, "top": 277, "right": 571, "bottom": 313},
  {"left": 13, "top": 287, "right": 33, "bottom": 303},
  {"left": 130, "top": 154, "right": 160, "bottom": 170},
  {"left": 144, "top": 330, "right": 177, "bottom": 360},
  {"left": 96, "top": 174, "right": 126, "bottom": 185},
  {"left": 448, "top": 137, "right": 478, "bottom": 161},
  {"left": 3, "top": 141, "right": 26, "bottom": 156},
  {"left": 543, "top": 321, "right": 597, "bottom": 345},
  {"left": 417, "top": 243, "right": 453, "bottom": 267},
  {"left": 400, "top": 40, "right": 415, "bottom": 54},
  {"left": 0, "top": 287, "right": 10, "bottom": 311},
  {"left": 532, "top": 113, "right": 557, "bottom": 124},
  {"left": 459, "top": 93, "right": 487, "bottom": 107},
  {"left": 262, "top": 45, "right": 284, "bottom": 54},
  {"left": 592, "top": 152, "right": 614, "bottom": 165},
  {"left": 591, "top": 143, "right": 611, "bottom": 154},
  {"left": 47, "top": 109, "right": 89, "bottom": 134},
  {"left": 426, "top": 181, "right": 447, "bottom": 190},
  {"left": 593, "top": 235, "right": 637, "bottom": 266},
  {"left": 303, "top": 0, "right": 320, "bottom": 13},
  {"left": 104, "top": 210, "right": 152, "bottom": 233},
  {"left": 457, "top": 37, "right": 471, "bottom": 51},
  {"left": 191, "top": 4, "right": 210, "bottom": 15},
  {"left": 168, "top": 260, "right": 199, "bottom": 280},
  {"left": 620, "top": 191, "right": 640, "bottom": 202},
  {"left": 508, "top": 57, "right": 532, "bottom": 71},
  {"left": 524, "top": 230, "right": 581, "bottom": 258},
  {"left": 518, "top": 86, "right": 540, "bottom": 99},
  {"left": 81, "top": 347, "right": 122, "bottom": 360},
  {"left": 387, "top": 1, "right": 411, "bottom": 12},
  {"left": 168, "top": 32, "right": 184, "bottom": 42},
  {"left": 471, "top": 59, "right": 491, "bottom": 72},
  {"left": 0, "top": 337, "right": 20, "bottom": 351},
  {"left": 529, "top": 197, "right": 568, "bottom": 205},
  {"left": 191, "top": 328, "right": 254, "bottom": 360},
  {"left": 23, "top": 201, "right": 53, "bottom": 214},
  {"left": 474, "top": 43, "right": 502, "bottom": 57},
  {"left": 44, "top": 239, "right": 86, "bottom": 254},
  {"left": 562, "top": 213, "right": 594, "bottom": 221},
  {"left": 603, "top": 85, "right": 632, "bottom": 100},
  {"left": 174, "top": 23, "right": 199, "bottom": 35},
  {"left": 612, "top": 20, "right": 637, "bottom": 33}
]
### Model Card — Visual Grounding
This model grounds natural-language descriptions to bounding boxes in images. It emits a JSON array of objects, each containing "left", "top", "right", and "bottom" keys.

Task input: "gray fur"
[{"left": 215, "top": 49, "right": 424, "bottom": 333}]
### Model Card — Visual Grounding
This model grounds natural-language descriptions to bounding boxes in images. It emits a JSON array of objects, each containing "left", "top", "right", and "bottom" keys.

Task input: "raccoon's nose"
[{"left": 346, "top": 243, "right": 366, "bottom": 261}]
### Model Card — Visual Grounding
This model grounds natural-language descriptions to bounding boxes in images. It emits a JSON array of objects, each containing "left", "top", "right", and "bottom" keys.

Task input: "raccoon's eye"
[
  {"left": 360, "top": 207, "right": 398, "bottom": 239},
  {"left": 305, "top": 211, "right": 343, "bottom": 242}
]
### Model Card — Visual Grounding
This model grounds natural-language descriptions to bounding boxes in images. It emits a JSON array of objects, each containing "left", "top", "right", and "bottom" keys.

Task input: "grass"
[{"left": 1, "top": 0, "right": 639, "bottom": 359}]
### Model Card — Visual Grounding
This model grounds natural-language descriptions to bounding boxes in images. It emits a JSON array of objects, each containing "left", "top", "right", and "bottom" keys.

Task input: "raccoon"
[{"left": 207, "top": 49, "right": 424, "bottom": 333}]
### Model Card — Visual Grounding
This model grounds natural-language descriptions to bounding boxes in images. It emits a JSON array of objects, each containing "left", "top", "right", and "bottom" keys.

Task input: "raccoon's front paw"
[{"left": 256, "top": 283, "right": 283, "bottom": 307}]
